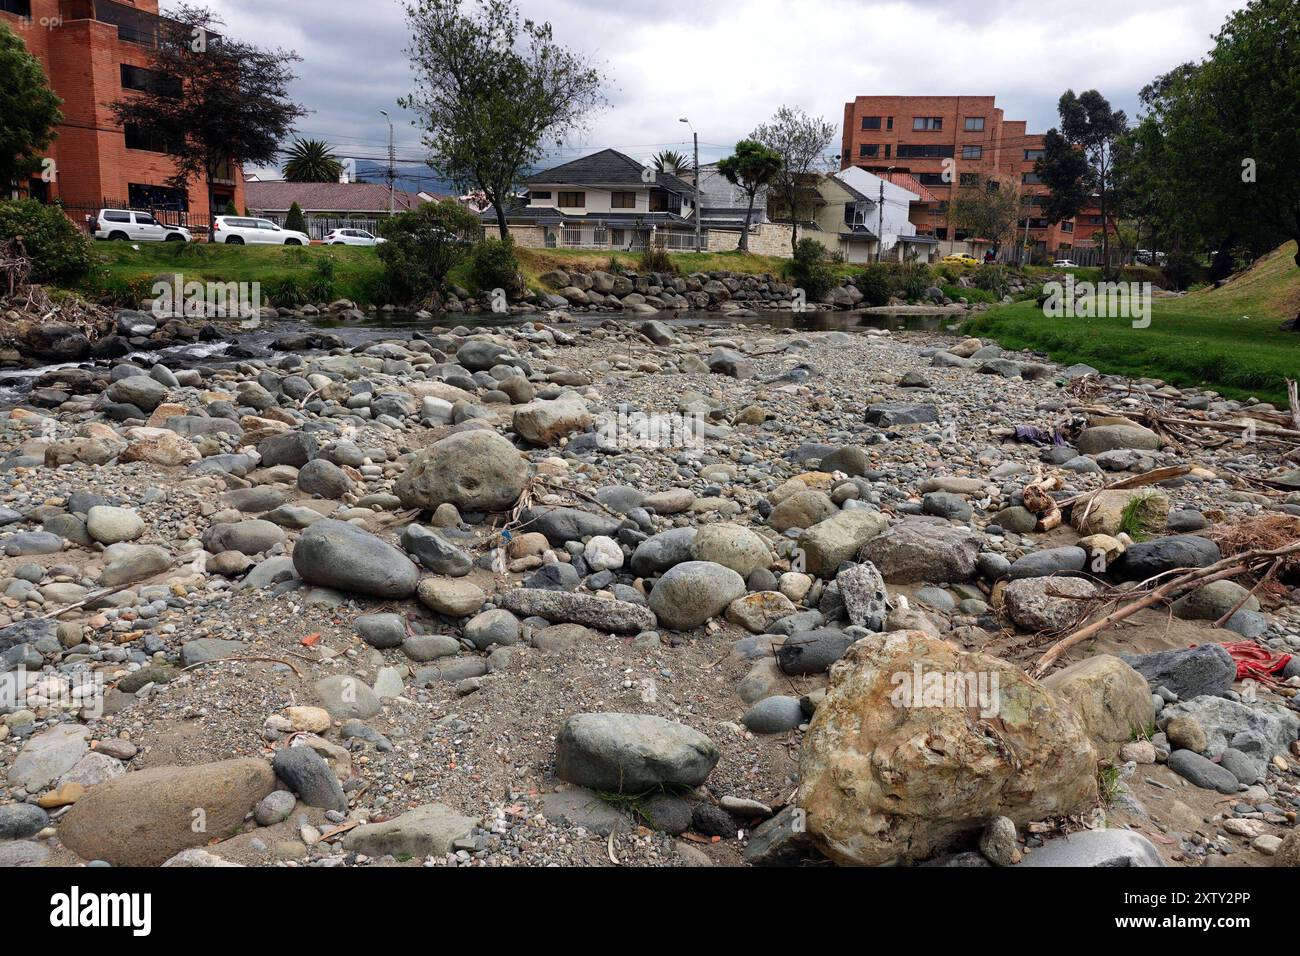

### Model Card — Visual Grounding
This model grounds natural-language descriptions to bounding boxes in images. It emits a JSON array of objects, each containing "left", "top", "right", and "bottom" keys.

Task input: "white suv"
[
  {"left": 94, "top": 209, "right": 192, "bottom": 243},
  {"left": 323, "top": 228, "right": 385, "bottom": 246},
  {"left": 212, "top": 216, "right": 310, "bottom": 245}
]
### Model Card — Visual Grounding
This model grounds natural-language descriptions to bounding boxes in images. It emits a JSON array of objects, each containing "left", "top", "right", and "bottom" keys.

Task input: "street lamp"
[
  {"left": 379, "top": 109, "right": 395, "bottom": 215},
  {"left": 679, "top": 117, "right": 701, "bottom": 252}
]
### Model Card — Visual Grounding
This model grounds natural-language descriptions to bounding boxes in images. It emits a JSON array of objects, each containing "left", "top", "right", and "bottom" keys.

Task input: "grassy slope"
[{"left": 963, "top": 242, "right": 1300, "bottom": 405}]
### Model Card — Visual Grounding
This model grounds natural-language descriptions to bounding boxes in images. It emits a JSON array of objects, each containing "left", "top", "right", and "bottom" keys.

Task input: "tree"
[
  {"left": 400, "top": 0, "right": 608, "bottom": 240},
  {"left": 111, "top": 4, "right": 306, "bottom": 240},
  {"left": 653, "top": 149, "right": 690, "bottom": 176},
  {"left": 716, "top": 139, "right": 782, "bottom": 252},
  {"left": 282, "top": 138, "right": 343, "bottom": 183},
  {"left": 752, "top": 106, "right": 837, "bottom": 254},
  {"left": 284, "top": 201, "right": 308, "bottom": 234},
  {"left": 376, "top": 198, "right": 483, "bottom": 303},
  {"left": 0, "top": 23, "right": 62, "bottom": 195},
  {"left": 1036, "top": 90, "right": 1127, "bottom": 274},
  {"left": 949, "top": 173, "right": 1020, "bottom": 255}
]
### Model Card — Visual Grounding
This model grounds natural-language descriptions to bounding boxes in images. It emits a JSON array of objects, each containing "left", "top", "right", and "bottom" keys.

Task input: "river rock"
[
  {"left": 555, "top": 713, "right": 718, "bottom": 792},
  {"left": 293, "top": 520, "right": 418, "bottom": 598},
  {"left": 394, "top": 430, "right": 529, "bottom": 513}
]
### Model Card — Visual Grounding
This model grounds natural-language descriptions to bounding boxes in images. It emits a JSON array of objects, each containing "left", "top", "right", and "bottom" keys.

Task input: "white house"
[{"left": 833, "top": 167, "right": 937, "bottom": 262}]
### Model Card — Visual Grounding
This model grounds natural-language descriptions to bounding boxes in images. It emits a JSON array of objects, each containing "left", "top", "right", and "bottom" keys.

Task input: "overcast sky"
[{"left": 202, "top": 0, "right": 1242, "bottom": 181}]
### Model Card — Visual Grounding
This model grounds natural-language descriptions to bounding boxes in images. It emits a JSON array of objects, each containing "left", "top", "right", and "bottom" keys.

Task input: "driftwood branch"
[{"left": 1030, "top": 540, "right": 1300, "bottom": 678}]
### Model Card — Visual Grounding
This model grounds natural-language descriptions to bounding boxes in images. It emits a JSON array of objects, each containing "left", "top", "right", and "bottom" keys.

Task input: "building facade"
[
  {"left": 841, "top": 94, "right": 1105, "bottom": 262},
  {"left": 1, "top": 0, "right": 244, "bottom": 231}
]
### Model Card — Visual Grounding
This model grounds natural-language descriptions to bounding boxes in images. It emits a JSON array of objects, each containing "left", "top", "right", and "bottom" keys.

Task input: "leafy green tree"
[
  {"left": 284, "top": 201, "right": 308, "bottom": 234},
  {"left": 949, "top": 173, "right": 1020, "bottom": 255},
  {"left": 0, "top": 23, "right": 62, "bottom": 194},
  {"left": 282, "top": 138, "right": 343, "bottom": 183},
  {"left": 1036, "top": 90, "right": 1127, "bottom": 273},
  {"left": 376, "top": 198, "right": 482, "bottom": 302},
  {"left": 400, "top": 0, "right": 608, "bottom": 240},
  {"left": 753, "top": 106, "right": 837, "bottom": 255},
  {"left": 111, "top": 4, "right": 306, "bottom": 240},
  {"left": 716, "top": 139, "right": 782, "bottom": 252}
]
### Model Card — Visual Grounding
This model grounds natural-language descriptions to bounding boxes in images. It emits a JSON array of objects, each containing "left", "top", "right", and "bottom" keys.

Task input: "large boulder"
[
  {"left": 1002, "top": 576, "right": 1098, "bottom": 632},
  {"left": 797, "top": 630, "right": 1098, "bottom": 865},
  {"left": 648, "top": 561, "right": 746, "bottom": 630},
  {"left": 1120, "top": 644, "right": 1236, "bottom": 700},
  {"left": 58, "top": 759, "right": 276, "bottom": 867},
  {"left": 1075, "top": 423, "right": 1161, "bottom": 455},
  {"left": 797, "top": 509, "right": 889, "bottom": 578},
  {"left": 343, "top": 803, "right": 478, "bottom": 857},
  {"left": 1042, "top": 655, "right": 1155, "bottom": 755},
  {"left": 292, "top": 520, "right": 419, "bottom": 598},
  {"left": 1071, "top": 489, "right": 1169, "bottom": 537},
  {"left": 688, "top": 523, "right": 773, "bottom": 578},
  {"left": 1019, "top": 828, "right": 1165, "bottom": 867},
  {"left": 860, "top": 518, "right": 982, "bottom": 583},
  {"left": 394, "top": 430, "right": 529, "bottom": 513},
  {"left": 1110, "top": 535, "right": 1221, "bottom": 581},
  {"left": 555, "top": 713, "right": 718, "bottom": 793},
  {"left": 512, "top": 396, "right": 593, "bottom": 446}
]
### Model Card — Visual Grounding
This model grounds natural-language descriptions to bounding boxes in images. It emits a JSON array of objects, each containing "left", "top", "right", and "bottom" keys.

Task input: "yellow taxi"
[{"left": 942, "top": 253, "right": 980, "bottom": 267}]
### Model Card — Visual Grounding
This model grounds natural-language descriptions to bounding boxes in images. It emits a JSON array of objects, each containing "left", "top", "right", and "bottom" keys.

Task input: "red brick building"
[
  {"left": 841, "top": 95, "right": 1106, "bottom": 262},
  {"left": 1, "top": 0, "right": 244, "bottom": 232}
]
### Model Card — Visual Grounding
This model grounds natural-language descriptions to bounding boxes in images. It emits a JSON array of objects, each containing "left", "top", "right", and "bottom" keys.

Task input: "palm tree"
[
  {"left": 653, "top": 149, "right": 691, "bottom": 176},
  {"left": 281, "top": 139, "right": 344, "bottom": 183}
]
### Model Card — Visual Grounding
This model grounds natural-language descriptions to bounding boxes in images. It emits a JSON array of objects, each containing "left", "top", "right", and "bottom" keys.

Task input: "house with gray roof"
[{"left": 482, "top": 149, "right": 702, "bottom": 251}]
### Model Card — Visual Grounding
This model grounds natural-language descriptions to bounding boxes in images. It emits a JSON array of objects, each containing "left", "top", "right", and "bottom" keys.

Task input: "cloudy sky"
[{"left": 203, "top": 0, "right": 1242, "bottom": 182}]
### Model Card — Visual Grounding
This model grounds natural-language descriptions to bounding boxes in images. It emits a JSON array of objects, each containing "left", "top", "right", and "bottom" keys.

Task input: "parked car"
[
  {"left": 942, "top": 253, "right": 980, "bottom": 267},
  {"left": 323, "top": 228, "right": 385, "bottom": 247},
  {"left": 1053, "top": 258, "right": 1078, "bottom": 268},
  {"left": 212, "top": 216, "right": 310, "bottom": 245},
  {"left": 1134, "top": 249, "right": 1167, "bottom": 266},
  {"left": 94, "top": 209, "right": 192, "bottom": 243}
]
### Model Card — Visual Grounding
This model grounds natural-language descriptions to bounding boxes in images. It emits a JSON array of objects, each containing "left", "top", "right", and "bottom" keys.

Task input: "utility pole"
[
  {"left": 380, "top": 109, "right": 395, "bottom": 215},
  {"left": 680, "top": 117, "right": 701, "bottom": 251},
  {"left": 877, "top": 166, "right": 894, "bottom": 263}
]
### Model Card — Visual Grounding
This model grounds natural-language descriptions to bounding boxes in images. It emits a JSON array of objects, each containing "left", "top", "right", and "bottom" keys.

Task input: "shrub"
[
  {"left": 223, "top": 200, "right": 239, "bottom": 216},
  {"left": 637, "top": 246, "right": 676, "bottom": 274},
  {"left": 785, "top": 237, "right": 833, "bottom": 300},
  {"left": 892, "top": 261, "right": 932, "bottom": 301},
  {"left": 264, "top": 275, "right": 308, "bottom": 307},
  {"left": 0, "top": 199, "right": 94, "bottom": 285},
  {"left": 855, "top": 263, "right": 892, "bottom": 306},
  {"left": 973, "top": 263, "right": 1011, "bottom": 298},
  {"left": 1118, "top": 265, "right": 1164, "bottom": 286},
  {"left": 466, "top": 237, "right": 522, "bottom": 295},
  {"left": 304, "top": 257, "right": 336, "bottom": 302},
  {"left": 284, "top": 201, "right": 308, "bottom": 235},
  {"left": 376, "top": 199, "right": 482, "bottom": 303}
]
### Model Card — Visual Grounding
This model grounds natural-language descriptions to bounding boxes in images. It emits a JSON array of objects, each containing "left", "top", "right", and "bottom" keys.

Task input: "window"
[
  {"left": 886, "top": 117, "right": 893, "bottom": 130},
  {"left": 528, "top": 191, "right": 551, "bottom": 203},
  {"left": 935, "top": 228, "right": 948, "bottom": 240},
  {"left": 0, "top": 0, "right": 31, "bottom": 15},
  {"left": 1061, "top": 221, "right": 1074, "bottom": 232},
  {"left": 649, "top": 192, "right": 672, "bottom": 212},
  {"left": 135, "top": 213, "right": 158, "bottom": 226},
  {"left": 912, "top": 116, "right": 943, "bottom": 131},
  {"left": 128, "top": 182, "right": 187, "bottom": 210},
  {"left": 1021, "top": 194, "right": 1042, "bottom": 206},
  {"left": 256, "top": 219, "right": 277, "bottom": 230},
  {"left": 1022, "top": 172, "right": 1042, "bottom": 184},
  {"left": 916, "top": 173, "right": 949, "bottom": 186},
  {"left": 959, "top": 172, "right": 980, "bottom": 187},
  {"left": 611, "top": 191, "right": 636, "bottom": 209},
  {"left": 964, "top": 116, "right": 985, "bottom": 131},
  {"left": 897, "top": 144, "right": 954, "bottom": 159},
  {"left": 861, "top": 116, "right": 881, "bottom": 130},
  {"left": 858, "top": 144, "right": 879, "bottom": 158},
  {"left": 103, "top": 211, "right": 131, "bottom": 223},
  {"left": 961, "top": 145, "right": 982, "bottom": 160},
  {"left": 557, "top": 191, "right": 584, "bottom": 208},
  {"left": 884, "top": 144, "right": 891, "bottom": 158},
  {"left": 119, "top": 64, "right": 181, "bottom": 97},
  {"left": 1024, "top": 149, "right": 1045, "bottom": 161},
  {"left": 124, "top": 124, "right": 174, "bottom": 153}
]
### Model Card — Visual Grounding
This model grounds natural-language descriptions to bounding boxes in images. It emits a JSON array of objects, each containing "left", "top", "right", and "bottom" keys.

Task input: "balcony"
[{"left": 58, "top": 0, "right": 209, "bottom": 46}]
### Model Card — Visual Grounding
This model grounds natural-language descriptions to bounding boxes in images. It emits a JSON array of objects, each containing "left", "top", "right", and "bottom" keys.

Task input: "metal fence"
[
  {"left": 258, "top": 213, "right": 386, "bottom": 241},
  {"left": 53, "top": 199, "right": 202, "bottom": 235}
]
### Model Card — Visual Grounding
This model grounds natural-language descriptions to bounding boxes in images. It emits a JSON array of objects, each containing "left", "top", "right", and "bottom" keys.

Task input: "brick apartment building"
[
  {"left": 841, "top": 95, "right": 1105, "bottom": 261},
  {"left": 1, "top": 0, "right": 244, "bottom": 232}
]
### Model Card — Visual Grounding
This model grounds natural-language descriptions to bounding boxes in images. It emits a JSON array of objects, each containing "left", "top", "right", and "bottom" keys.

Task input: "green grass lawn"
[
  {"left": 963, "top": 242, "right": 1300, "bottom": 406},
  {"left": 80, "top": 241, "right": 386, "bottom": 306}
]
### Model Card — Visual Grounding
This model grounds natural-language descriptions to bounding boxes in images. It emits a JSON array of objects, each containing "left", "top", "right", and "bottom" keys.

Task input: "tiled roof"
[
  {"left": 527, "top": 149, "right": 694, "bottom": 195},
  {"left": 882, "top": 171, "right": 940, "bottom": 203},
  {"left": 245, "top": 181, "right": 439, "bottom": 214}
]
